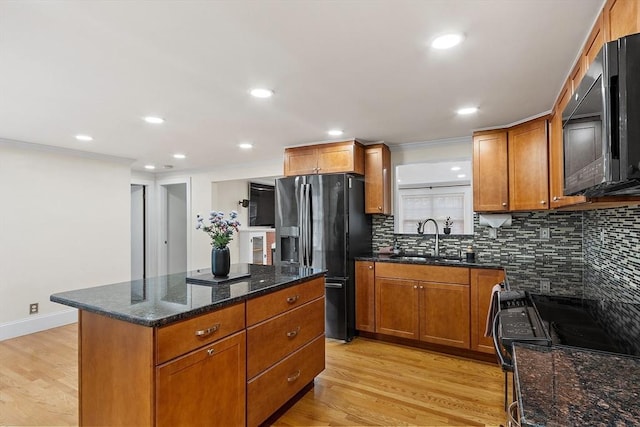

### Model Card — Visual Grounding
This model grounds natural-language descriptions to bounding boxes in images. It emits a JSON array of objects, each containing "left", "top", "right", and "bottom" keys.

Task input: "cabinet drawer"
[
  {"left": 375, "top": 263, "right": 469, "bottom": 284},
  {"left": 247, "top": 297, "right": 324, "bottom": 378},
  {"left": 156, "top": 302, "right": 245, "bottom": 364},
  {"left": 246, "top": 276, "right": 325, "bottom": 326},
  {"left": 247, "top": 334, "right": 325, "bottom": 427}
]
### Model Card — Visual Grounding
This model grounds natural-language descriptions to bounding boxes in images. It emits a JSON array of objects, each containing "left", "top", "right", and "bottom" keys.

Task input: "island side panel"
[{"left": 80, "top": 310, "right": 154, "bottom": 426}]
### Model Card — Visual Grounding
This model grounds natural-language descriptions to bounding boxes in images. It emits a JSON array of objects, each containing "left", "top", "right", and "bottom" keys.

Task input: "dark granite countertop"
[
  {"left": 513, "top": 342, "right": 640, "bottom": 426},
  {"left": 50, "top": 263, "right": 325, "bottom": 327},
  {"left": 355, "top": 253, "right": 503, "bottom": 270}
]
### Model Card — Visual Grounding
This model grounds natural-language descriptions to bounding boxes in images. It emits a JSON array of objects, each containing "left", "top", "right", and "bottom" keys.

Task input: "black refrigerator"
[{"left": 275, "top": 173, "right": 371, "bottom": 341}]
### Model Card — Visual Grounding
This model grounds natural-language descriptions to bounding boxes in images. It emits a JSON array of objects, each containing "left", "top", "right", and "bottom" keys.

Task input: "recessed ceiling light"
[
  {"left": 431, "top": 33, "right": 464, "bottom": 49},
  {"left": 457, "top": 107, "right": 478, "bottom": 115},
  {"left": 144, "top": 116, "right": 165, "bottom": 124},
  {"left": 328, "top": 129, "right": 344, "bottom": 137},
  {"left": 75, "top": 134, "right": 93, "bottom": 142},
  {"left": 173, "top": 153, "right": 186, "bottom": 159},
  {"left": 144, "top": 165, "right": 156, "bottom": 170},
  {"left": 457, "top": 174, "right": 467, "bottom": 178},
  {"left": 238, "top": 143, "right": 253, "bottom": 149},
  {"left": 451, "top": 166, "right": 461, "bottom": 171},
  {"left": 250, "top": 88, "right": 274, "bottom": 98}
]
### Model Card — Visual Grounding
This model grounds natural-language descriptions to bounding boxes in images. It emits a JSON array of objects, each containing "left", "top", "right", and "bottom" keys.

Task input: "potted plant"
[
  {"left": 443, "top": 217, "right": 453, "bottom": 235},
  {"left": 196, "top": 210, "right": 241, "bottom": 277}
]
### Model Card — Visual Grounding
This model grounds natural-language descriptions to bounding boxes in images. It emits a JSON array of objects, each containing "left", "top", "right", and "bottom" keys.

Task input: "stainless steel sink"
[{"left": 390, "top": 253, "right": 463, "bottom": 263}]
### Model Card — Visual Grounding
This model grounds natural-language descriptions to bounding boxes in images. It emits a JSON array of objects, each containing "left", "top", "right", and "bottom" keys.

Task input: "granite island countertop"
[
  {"left": 50, "top": 263, "right": 325, "bottom": 327},
  {"left": 513, "top": 342, "right": 640, "bottom": 426}
]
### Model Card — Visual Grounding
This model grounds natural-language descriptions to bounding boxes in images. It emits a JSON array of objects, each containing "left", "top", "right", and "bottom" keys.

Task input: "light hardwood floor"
[{"left": 0, "top": 324, "right": 506, "bottom": 426}]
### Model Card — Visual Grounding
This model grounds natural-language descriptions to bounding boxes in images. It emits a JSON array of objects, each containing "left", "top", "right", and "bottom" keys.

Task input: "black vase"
[
  {"left": 443, "top": 227, "right": 451, "bottom": 235},
  {"left": 211, "top": 247, "right": 230, "bottom": 277}
]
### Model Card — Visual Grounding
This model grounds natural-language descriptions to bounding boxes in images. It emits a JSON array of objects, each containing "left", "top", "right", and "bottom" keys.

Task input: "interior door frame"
[
  {"left": 157, "top": 177, "right": 192, "bottom": 276},
  {"left": 131, "top": 177, "right": 157, "bottom": 279}
]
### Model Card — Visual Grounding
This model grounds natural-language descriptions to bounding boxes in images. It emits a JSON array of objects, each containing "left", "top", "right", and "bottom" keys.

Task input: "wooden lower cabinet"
[
  {"left": 374, "top": 263, "right": 471, "bottom": 349},
  {"left": 247, "top": 335, "right": 325, "bottom": 427},
  {"left": 156, "top": 331, "right": 246, "bottom": 427},
  {"left": 355, "top": 260, "right": 376, "bottom": 332},
  {"left": 420, "top": 282, "right": 470, "bottom": 348},
  {"left": 470, "top": 268, "right": 505, "bottom": 354}
]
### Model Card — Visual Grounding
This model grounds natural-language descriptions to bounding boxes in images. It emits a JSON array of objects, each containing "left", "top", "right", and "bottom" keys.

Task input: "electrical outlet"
[
  {"left": 540, "top": 227, "right": 550, "bottom": 239},
  {"left": 29, "top": 303, "right": 39, "bottom": 315},
  {"left": 540, "top": 279, "right": 551, "bottom": 293},
  {"left": 488, "top": 228, "right": 497, "bottom": 239}
]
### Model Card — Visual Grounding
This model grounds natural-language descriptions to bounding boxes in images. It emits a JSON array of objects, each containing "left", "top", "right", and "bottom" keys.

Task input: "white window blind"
[{"left": 397, "top": 185, "right": 473, "bottom": 234}]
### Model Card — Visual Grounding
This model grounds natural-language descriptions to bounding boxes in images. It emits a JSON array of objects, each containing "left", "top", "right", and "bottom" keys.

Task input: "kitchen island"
[{"left": 50, "top": 263, "right": 326, "bottom": 427}]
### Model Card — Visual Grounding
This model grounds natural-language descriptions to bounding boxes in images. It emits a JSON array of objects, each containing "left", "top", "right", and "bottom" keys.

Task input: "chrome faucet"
[{"left": 417, "top": 218, "right": 439, "bottom": 257}]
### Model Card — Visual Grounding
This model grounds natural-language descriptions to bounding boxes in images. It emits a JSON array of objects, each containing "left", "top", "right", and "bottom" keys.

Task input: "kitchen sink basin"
[{"left": 390, "top": 253, "right": 463, "bottom": 263}]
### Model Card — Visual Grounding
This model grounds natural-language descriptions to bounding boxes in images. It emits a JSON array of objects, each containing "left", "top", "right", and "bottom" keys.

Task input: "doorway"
[
  {"left": 131, "top": 184, "right": 146, "bottom": 280},
  {"left": 158, "top": 180, "right": 190, "bottom": 275}
]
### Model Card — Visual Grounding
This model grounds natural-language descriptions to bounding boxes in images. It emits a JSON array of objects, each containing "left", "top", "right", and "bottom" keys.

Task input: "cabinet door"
[
  {"left": 419, "top": 282, "right": 470, "bottom": 349},
  {"left": 548, "top": 101, "right": 587, "bottom": 209},
  {"left": 156, "top": 331, "right": 246, "bottom": 427},
  {"left": 508, "top": 118, "right": 549, "bottom": 211},
  {"left": 603, "top": 0, "right": 639, "bottom": 42},
  {"left": 364, "top": 144, "right": 391, "bottom": 214},
  {"left": 355, "top": 261, "right": 376, "bottom": 332},
  {"left": 316, "top": 141, "right": 364, "bottom": 174},
  {"left": 375, "top": 277, "right": 419, "bottom": 339},
  {"left": 284, "top": 146, "right": 318, "bottom": 176},
  {"left": 470, "top": 268, "right": 504, "bottom": 354},
  {"left": 473, "top": 130, "right": 509, "bottom": 212},
  {"left": 584, "top": 11, "right": 605, "bottom": 68}
]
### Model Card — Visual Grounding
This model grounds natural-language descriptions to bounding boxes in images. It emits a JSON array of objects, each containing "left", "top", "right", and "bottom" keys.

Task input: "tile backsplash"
[{"left": 372, "top": 211, "right": 584, "bottom": 295}]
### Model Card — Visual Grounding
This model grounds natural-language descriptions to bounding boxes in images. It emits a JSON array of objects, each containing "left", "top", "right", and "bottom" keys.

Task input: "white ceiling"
[{"left": 0, "top": 0, "right": 603, "bottom": 173}]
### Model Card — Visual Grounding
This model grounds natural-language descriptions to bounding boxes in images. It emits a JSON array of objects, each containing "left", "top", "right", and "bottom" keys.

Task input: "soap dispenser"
[
  {"left": 465, "top": 246, "right": 476, "bottom": 262},
  {"left": 393, "top": 238, "right": 401, "bottom": 255}
]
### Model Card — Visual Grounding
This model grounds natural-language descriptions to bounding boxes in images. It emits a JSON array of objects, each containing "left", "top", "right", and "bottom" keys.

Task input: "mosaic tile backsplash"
[{"left": 372, "top": 211, "right": 584, "bottom": 296}]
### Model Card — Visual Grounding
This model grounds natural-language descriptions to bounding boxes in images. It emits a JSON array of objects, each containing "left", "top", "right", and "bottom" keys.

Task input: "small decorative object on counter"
[
  {"left": 392, "top": 238, "right": 402, "bottom": 255},
  {"left": 196, "top": 210, "right": 241, "bottom": 277},
  {"left": 465, "top": 246, "right": 476, "bottom": 262},
  {"left": 443, "top": 216, "right": 453, "bottom": 235}
]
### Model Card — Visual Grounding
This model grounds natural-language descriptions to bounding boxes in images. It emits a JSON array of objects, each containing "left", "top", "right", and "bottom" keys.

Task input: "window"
[{"left": 394, "top": 160, "right": 474, "bottom": 235}]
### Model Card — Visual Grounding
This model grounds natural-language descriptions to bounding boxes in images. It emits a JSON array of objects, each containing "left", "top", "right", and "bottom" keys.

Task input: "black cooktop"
[{"left": 530, "top": 293, "right": 639, "bottom": 356}]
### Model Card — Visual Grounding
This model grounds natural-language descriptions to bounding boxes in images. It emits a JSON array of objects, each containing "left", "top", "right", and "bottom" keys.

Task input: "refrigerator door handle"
[
  {"left": 305, "top": 182, "right": 312, "bottom": 266},
  {"left": 298, "top": 182, "right": 306, "bottom": 267},
  {"left": 325, "top": 282, "right": 344, "bottom": 289}
]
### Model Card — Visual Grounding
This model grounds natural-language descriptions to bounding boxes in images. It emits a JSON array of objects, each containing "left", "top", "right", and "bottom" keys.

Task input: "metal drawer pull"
[
  {"left": 286, "top": 326, "right": 301, "bottom": 338},
  {"left": 286, "top": 295, "right": 300, "bottom": 304},
  {"left": 207, "top": 348, "right": 215, "bottom": 356},
  {"left": 287, "top": 370, "right": 301, "bottom": 382},
  {"left": 195, "top": 323, "right": 220, "bottom": 337}
]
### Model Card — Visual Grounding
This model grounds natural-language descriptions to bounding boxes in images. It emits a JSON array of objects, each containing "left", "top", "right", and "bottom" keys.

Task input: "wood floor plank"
[{"left": 0, "top": 324, "right": 506, "bottom": 426}]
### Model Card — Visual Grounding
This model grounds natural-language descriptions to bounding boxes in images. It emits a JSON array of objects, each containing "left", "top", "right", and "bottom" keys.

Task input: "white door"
[
  {"left": 131, "top": 184, "right": 145, "bottom": 280},
  {"left": 158, "top": 181, "right": 190, "bottom": 275}
]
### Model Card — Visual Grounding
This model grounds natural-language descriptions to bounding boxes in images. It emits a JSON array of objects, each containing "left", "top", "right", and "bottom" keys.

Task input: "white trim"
[
  {"left": 390, "top": 136, "right": 471, "bottom": 152},
  {"left": 472, "top": 110, "right": 552, "bottom": 133},
  {"left": 0, "top": 309, "right": 77, "bottom": 341}
]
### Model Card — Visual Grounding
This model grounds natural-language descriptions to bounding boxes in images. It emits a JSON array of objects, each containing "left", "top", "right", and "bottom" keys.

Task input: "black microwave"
[{"left": 562, "top": 33, "right": 640, "bottom": 196}]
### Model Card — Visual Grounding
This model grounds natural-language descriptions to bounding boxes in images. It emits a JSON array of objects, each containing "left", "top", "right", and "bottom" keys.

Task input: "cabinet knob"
[
  {"left": 378, "top": 206, "right": 382, "bottom": 210},
  {"left": 286, "top": 295, "right": 300, "bottom": 304},
  {"left": 502, "top": 202, "right": 507, "bottom": 207},
  {"left": 368, "top": 265, "right": 373, "bottom": 270},
  {"left": 541, "top": 200, "right": 546, "bottom": 205},
  {"left": 419, "top": 285, "right": 424, "bottom": 289},
  {"left": 207, "top": 348, "right": 215, "bottom": 356},
  {"left": 286, "top": 326, "right": 301, "bottom": 338},
  {"left": 413, "top": 285, "right": 418, "bottom": 289}
]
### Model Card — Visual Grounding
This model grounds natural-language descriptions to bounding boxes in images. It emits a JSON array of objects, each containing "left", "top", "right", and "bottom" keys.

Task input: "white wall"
[{"left": 0, "top": 143, "right": 131, "bottom": 338}]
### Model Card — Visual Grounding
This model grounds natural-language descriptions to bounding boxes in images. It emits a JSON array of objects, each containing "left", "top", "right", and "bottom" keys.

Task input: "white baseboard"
[{"left": 0, "top": 308, "right": 78, "bottom": 341}]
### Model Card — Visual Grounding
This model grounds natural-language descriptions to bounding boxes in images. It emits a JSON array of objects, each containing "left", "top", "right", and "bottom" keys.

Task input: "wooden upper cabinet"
[
  {"left": 472, "top": 130, "right": 509, "bottom": 212},
  {"left": 283, "top": 140, "right": 365, "bottom": 176},
  {"left": 508, "top": 118, "right": 550, "bottom": 211},
  {"left": 603, "top": 0, "right": 640, "bottom": 42},
  {"left": 549, "top": 83, "right": 587, "bottom": 209},
  {"left": 569, "top": 58, "right": 584, "bottom": 95},
  {"left": 584, "top": 11, "right": 605, "bottom": 69},
  {"left": 364, "top": 143, "right": 392, "bottom": 215}
]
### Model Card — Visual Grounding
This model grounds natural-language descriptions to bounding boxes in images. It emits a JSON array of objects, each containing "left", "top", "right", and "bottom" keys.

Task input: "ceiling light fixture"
[
  {"left": 457, "top": 174, "right": 467, "bottom": 178},
  {"left": 328, "top": 129, "right": 344, "bottom": 137},
  {"left": 144, "top": 116, "right": 165, "bottom": 124},
  {"left": 75, "top": 134, "right": 93, "bottom": 142},
  {"left": 250, "top": 88, "right": 274, "bottom": 98},
  {"left": 451, "top": 166, "right": 461, "bottom": 171},
  {"left": 173, "top": 153, "right": 186, "bottom": 159},
  {"left": 431, "top": 33, "right": 464, "bottom": 50},
  {"left": 457, "top": 107, "right": 478, "bottom": 115},
  {"left": 144, "top": 165, "right": 156, "bottom": 170},
  {"left": 238, "top": 143, "right": 253, "bottom": 149}
]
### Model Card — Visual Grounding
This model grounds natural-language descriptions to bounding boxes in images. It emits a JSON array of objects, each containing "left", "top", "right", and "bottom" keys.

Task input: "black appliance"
[
  {"left": 275, "top": 174, "right": 371, "bottom": 341},
  {"left": 562, "top": 32, "right": 640, "bottom": 196},
  {"left": 248, "top": 182, "right": 275, "bottom": 227}
]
